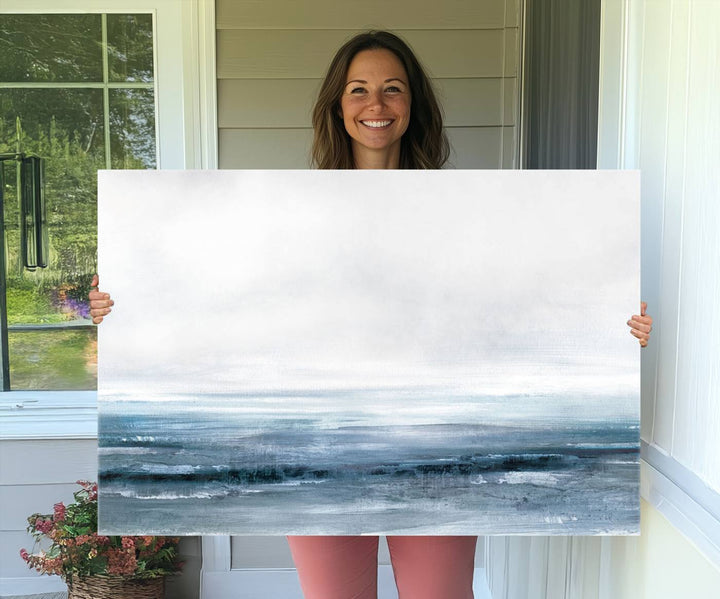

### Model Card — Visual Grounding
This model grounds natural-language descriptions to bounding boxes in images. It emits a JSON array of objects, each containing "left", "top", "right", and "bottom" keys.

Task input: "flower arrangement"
[{"left": 20, "top": 481, "right": 182, "bottom": 585}]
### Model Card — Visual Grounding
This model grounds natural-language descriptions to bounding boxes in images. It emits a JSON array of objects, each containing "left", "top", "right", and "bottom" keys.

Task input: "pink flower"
[
  {"left": 19, "top": 548, "right": 29, "bottom": 562},
  {"left": 53, "top": 502, "right": 66, "bottom": 522},
  {"left": 121, "top": 537, "right": 135, "bottom": 549},
  {"left": 34, "top": 518, "right": 53, "bottom": 534},
  {"left": 107, "top": 548, "right": 137, "bottom": 576}
]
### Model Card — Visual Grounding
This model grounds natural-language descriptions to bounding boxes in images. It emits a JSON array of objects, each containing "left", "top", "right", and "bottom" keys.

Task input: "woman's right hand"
[{"left": 89, "top": 274, "right": 114, "bottom": 324}]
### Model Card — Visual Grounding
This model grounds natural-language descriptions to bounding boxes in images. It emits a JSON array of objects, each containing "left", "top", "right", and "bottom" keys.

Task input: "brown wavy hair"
[{"left": 311, "top": 31, "right": 449, "bottom": 169}]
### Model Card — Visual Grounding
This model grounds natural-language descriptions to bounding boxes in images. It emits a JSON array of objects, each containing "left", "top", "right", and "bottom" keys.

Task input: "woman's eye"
[
  {"left": 349, "top": 87, "right": 367, "bottom": 94},
  {"left": 385, "top": 86, "right": 402, "bottom": 93}
]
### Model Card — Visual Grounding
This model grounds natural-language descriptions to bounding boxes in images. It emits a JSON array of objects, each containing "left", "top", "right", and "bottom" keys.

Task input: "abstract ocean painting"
[{"left": 97, "top": 170, "right": 640, "bottom": 535}]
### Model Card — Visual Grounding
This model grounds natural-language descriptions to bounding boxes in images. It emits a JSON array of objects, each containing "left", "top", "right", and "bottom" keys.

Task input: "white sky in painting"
[{"left": 98, "top": 170, "right": 640, "bottom": 398}]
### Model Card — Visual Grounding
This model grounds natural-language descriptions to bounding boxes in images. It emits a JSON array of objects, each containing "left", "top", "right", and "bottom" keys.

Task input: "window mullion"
[{"left": 102, "top": 13, "right": 112, "bottom": 170}]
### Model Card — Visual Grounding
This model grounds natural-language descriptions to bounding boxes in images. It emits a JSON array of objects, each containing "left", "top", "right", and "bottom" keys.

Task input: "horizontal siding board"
[
  {"left": 0, "top": 440, "right": 97, "bottom": 485},
  {"left": 438, "top": 79, "right": 507, "bottom": 126},
  {"left": 0, "top": 483, "right": 81, "bottom": 530},
  {"left": 446, "top": 126, "right": 503, "bottom": 169},
  {"left": 219, "top": 126, "right": 509, "bottom": 170},
  {"left": 219, "top": 128, "right": 313, "bottom": 168},
  {"left": 218, "top": 79, "right": 319, "bottom": 128},
  {"left": 1, "top": 531, "right": 42, "bottom": 578},
  {"left": 217, "top": 29, "right": 506, "bottom": 79},
  {"left": 218, "top": 78, "right": 511, "bottom": 128},
  {"left": 217, "top": 0, "right": 507, "bottom": 30}
]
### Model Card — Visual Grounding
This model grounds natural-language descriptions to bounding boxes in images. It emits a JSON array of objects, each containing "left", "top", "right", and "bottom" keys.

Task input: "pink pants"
[{"left": 287, "top": 536, "right": 477, "bottom": 599}]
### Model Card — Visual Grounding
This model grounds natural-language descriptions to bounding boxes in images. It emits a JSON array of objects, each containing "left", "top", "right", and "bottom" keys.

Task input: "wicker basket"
[{"left": 67, "top": 575, "right": 164, "bottom": 599}]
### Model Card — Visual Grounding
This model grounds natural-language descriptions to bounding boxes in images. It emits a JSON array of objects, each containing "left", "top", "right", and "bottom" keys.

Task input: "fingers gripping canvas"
[{"left": 97, "top": 170, "right": 640, "bottom": 535}]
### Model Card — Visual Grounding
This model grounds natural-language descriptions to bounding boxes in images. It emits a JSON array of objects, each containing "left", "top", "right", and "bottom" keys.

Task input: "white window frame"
[{"left": 0, "top": 0, "right": 217, "bottom": 441}]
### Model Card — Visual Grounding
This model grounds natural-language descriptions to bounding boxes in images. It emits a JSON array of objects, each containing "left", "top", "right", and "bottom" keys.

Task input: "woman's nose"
[{"left": 367, "top": 89, "right": 385, "bottom": 110}]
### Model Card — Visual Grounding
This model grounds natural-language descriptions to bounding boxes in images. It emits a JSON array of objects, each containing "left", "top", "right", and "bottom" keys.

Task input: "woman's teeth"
[{"left": 362, "top": 120, "right": 392, "bottom": 128}]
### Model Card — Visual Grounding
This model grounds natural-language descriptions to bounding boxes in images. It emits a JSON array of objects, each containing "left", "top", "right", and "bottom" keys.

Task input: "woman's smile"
[{"left": 361, "top": 119, "right": 394, "bottom": 128}]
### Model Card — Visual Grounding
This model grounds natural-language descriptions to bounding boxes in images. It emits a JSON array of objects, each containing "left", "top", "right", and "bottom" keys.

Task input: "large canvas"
[{"left": 97, "top": 170, "right": 640, "bottom": 535}]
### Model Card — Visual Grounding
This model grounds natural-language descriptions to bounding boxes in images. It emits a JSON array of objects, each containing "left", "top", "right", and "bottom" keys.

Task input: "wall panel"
[
  {"left": 216, "top": 0, "right": 521, "bottom": 171},
  {"left": 219, "top": 128, "right": 313, "bottom": 168},
  {"left": 217, "top": 0, "right": 508, "bottom": 30},
  {"left": 672, "top": 0, "right": 720, "bottom": 485},
  {"left": 217, "top": 29, "right": 508, "bottom": 80},
  {"left": 637, "top": 0, "right": 673, "bottom": 450}
]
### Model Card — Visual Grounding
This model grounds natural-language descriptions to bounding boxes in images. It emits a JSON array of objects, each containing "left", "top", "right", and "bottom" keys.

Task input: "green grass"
[{"left": 9, "top": 329, "right": 97, "bottom": 390}]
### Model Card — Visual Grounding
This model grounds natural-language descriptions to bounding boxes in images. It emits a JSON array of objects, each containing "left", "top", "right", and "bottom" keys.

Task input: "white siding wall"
[
  {"left": 0, "top": 439, "right": 97, "bottom": 592},
  {"left": 0, "top": 437, "right": 201, "bottom": 599},
  {"left": 599, "top": 0, "right": 720, "bottom": 552},
  {"left": 216, "top": 0, "right": 521, "bottom": 169},
  {"left": 485, "top": 0, "right": 720, "bottom": 597},
  {"left": 623, "top": 0, "right": 720, "bottom": 492}
]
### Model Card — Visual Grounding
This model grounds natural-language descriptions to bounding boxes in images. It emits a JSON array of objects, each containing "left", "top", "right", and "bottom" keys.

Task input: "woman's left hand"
[{"left": 628, "top": 301, "right": 653, "bottom": 348}]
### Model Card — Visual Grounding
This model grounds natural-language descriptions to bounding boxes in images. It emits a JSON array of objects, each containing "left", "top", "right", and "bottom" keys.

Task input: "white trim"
[
  {"left": 181, "top": 0, "right": 218, "bottom": 169},
  {"left": 201, "top": 536, "right": 232, "bottom": 574},
  {"left": 0, "top": 391, "right": 96, "bottom": 440},
  {"left": 597, "top": 0, "right": 628, "bottom": 169},
  {"left": 640, "top": 450, "right": 720, "bottom": 567},
  {"left": 517, "top": 0, "right": 528, "bottom": 169}
]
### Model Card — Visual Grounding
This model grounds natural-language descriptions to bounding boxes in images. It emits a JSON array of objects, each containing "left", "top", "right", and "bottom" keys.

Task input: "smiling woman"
[{"left": 311, "top": 30, "right": 448, "bottom": 170}]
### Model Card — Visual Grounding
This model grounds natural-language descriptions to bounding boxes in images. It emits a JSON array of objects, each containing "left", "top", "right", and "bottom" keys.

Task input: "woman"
[{"left": 90, "top": 31, "right": 653, "bottom": 599}]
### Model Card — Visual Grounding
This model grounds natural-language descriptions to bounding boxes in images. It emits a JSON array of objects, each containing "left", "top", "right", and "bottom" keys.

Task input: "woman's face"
[{"left": 340, "top": 49, "right": 411, "bottom": 165}]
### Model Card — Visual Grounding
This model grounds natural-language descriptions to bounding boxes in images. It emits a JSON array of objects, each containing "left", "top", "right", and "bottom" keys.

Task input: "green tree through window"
[{"left": 0, "top": 13, "right": 156, "bottom": 389}]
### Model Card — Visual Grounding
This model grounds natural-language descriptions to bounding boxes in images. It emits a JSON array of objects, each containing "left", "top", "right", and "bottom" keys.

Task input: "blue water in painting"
[{"left": 98, "top": 389, "right": 639, "bottom": 535}]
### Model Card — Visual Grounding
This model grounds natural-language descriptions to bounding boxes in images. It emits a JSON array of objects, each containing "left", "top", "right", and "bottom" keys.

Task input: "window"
[
  {"left": 0, "top": 13, "right": 156, "bottom": 390},
  {"left": 0, "top": 0, "right": 215, "bottom": 439}
]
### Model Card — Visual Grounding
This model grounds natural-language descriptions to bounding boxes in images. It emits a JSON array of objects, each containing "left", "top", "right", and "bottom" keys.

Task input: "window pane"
[
  {"left": 1, "top": 88, "right": 104, "bottom": 283},
  {"left": 110, "top": 89, "right": 157, "bottom": 169},
  {"left": 0, "top": 88, "right": 106, "bottom": 162},
  {"left": 107, "top": 14, "right": 154, "bottom": 83},
  {"left": 1, "top": 89, "right": 103, "bottom": 389},
  {"left": 9, "top": 329, "right": 97, "bottom": 390},
  {"left": 0, "top": 14, "right": 103, "bottom": 82}
]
